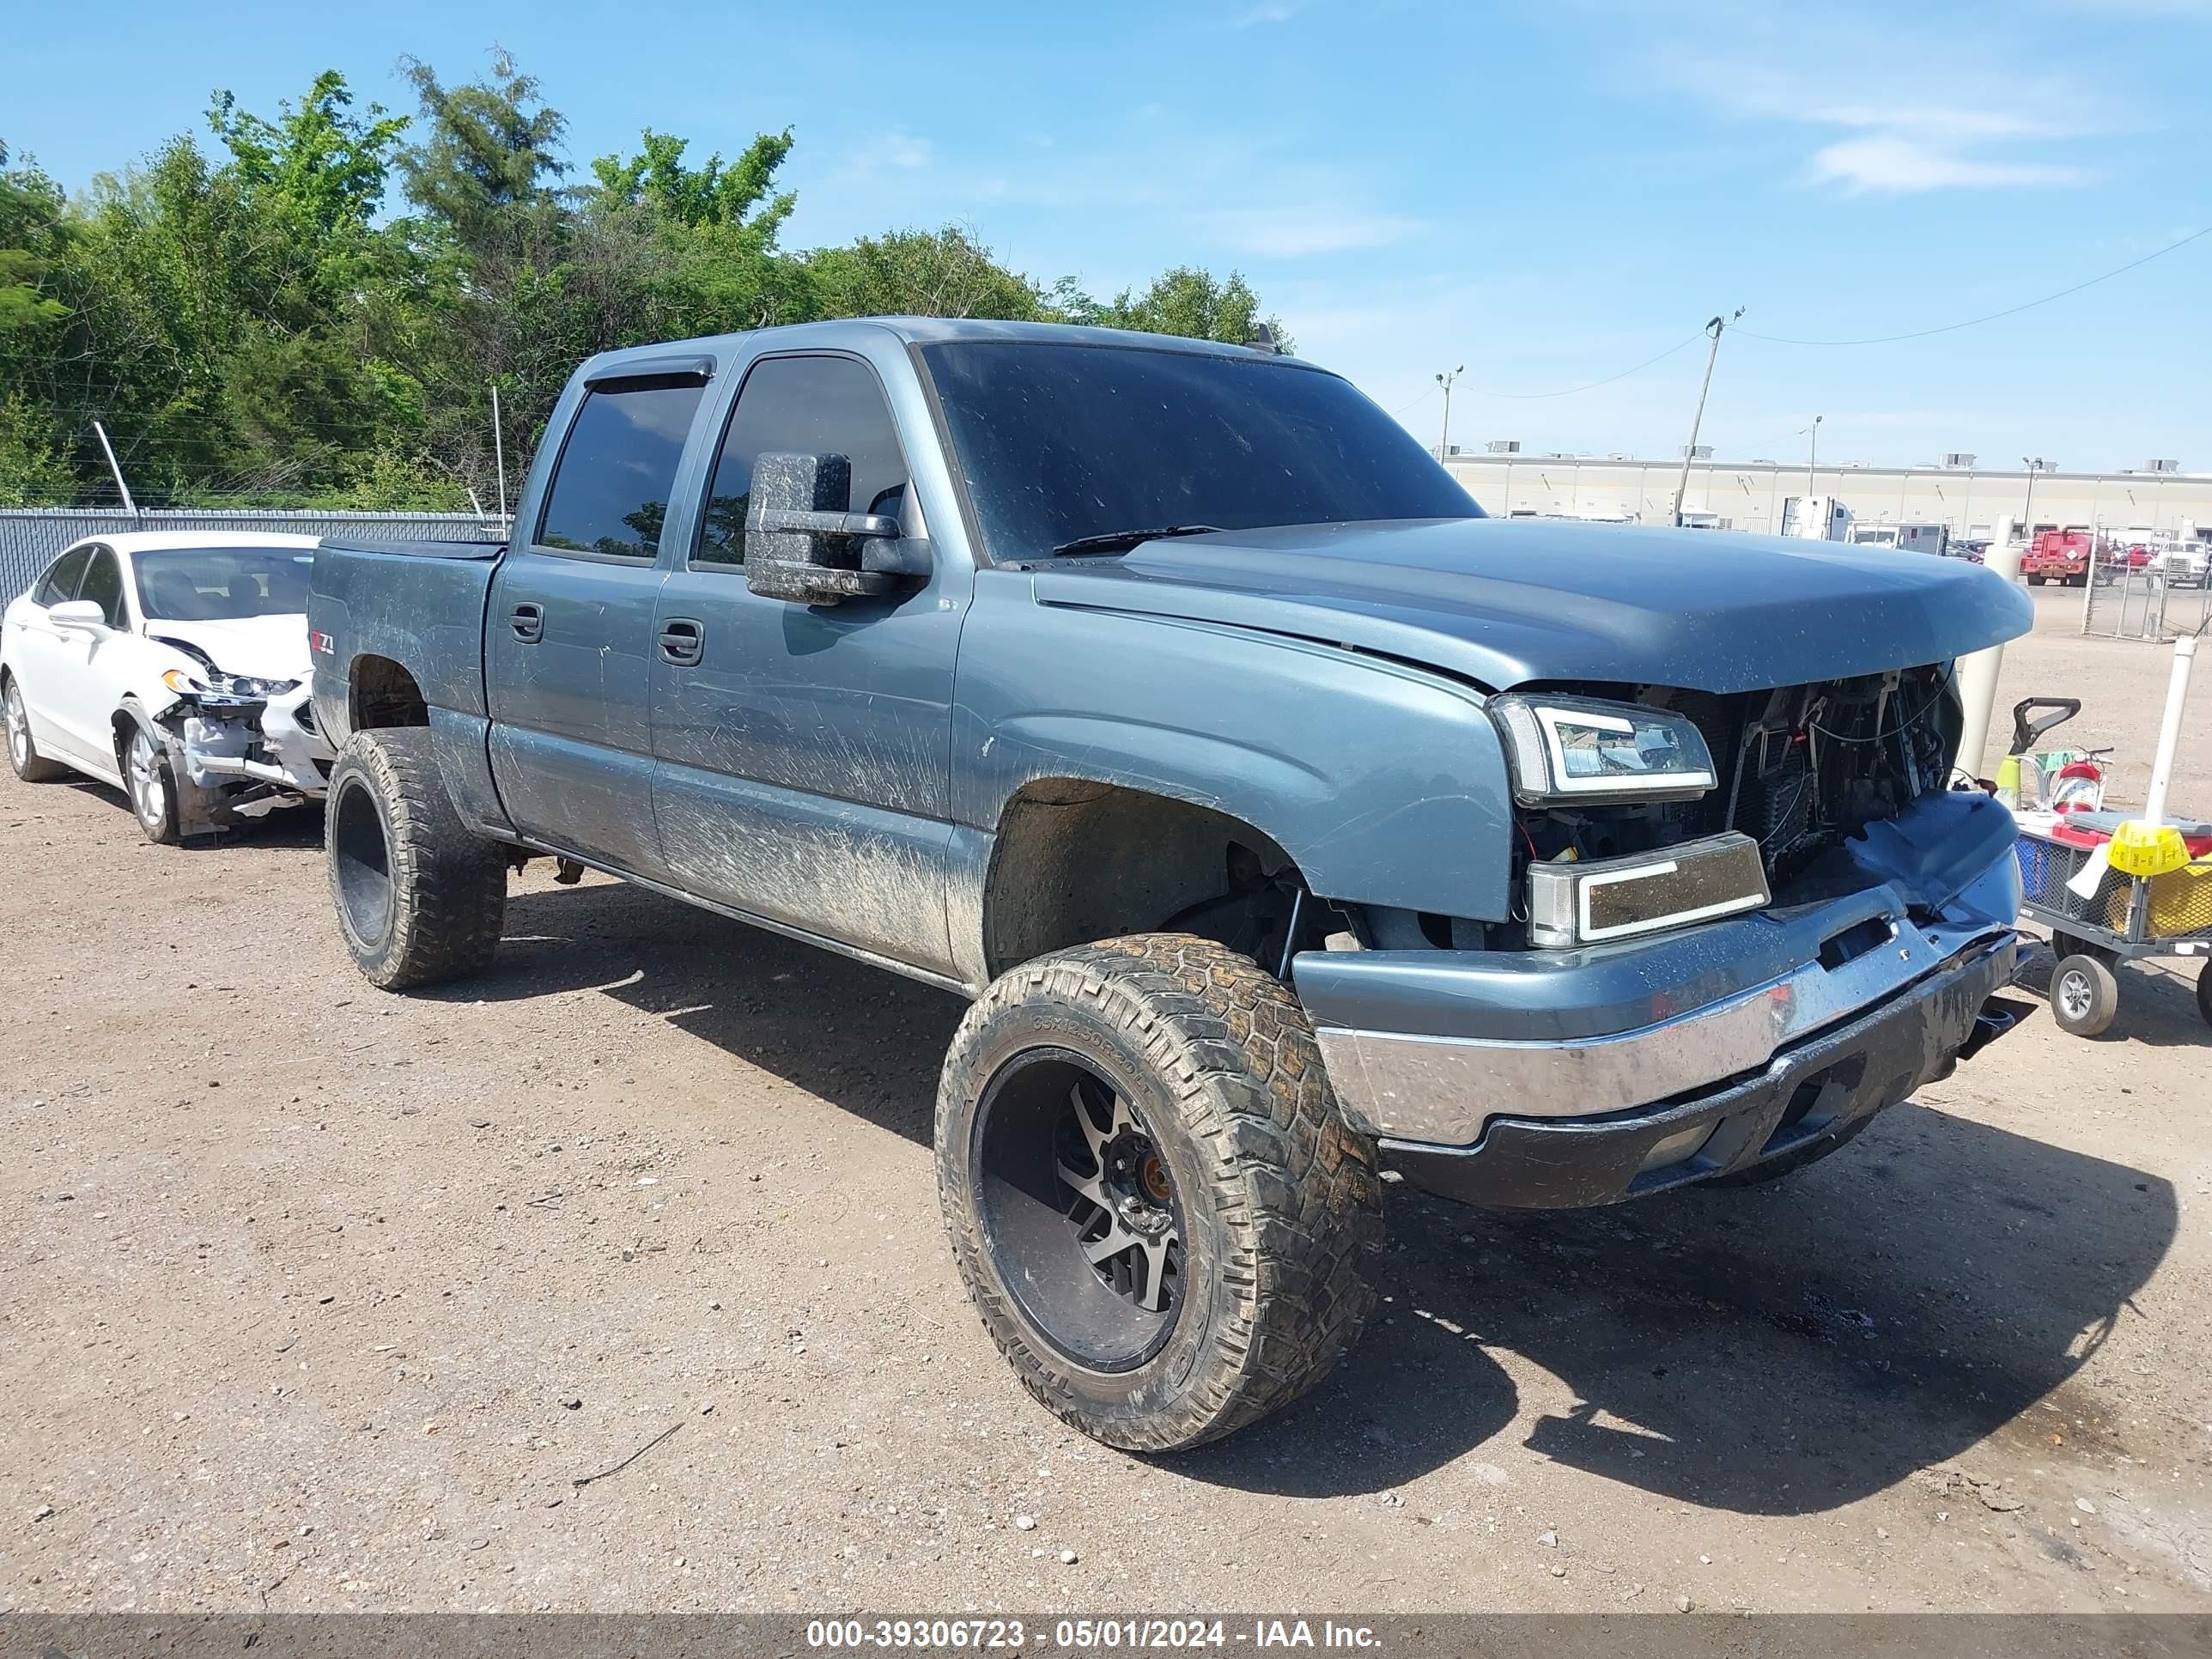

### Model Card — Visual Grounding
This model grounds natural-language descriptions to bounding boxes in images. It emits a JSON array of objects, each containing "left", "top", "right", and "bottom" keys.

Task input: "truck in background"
[
  {"left": 2021, "top": 528, "right": 2095, "bottom": 586},
  {"left": 1848, "top": 522, "right": 1950, "bottom": 557},
  {"left": 1782, "top": 495, "right": 1851, "bottom": 541}
]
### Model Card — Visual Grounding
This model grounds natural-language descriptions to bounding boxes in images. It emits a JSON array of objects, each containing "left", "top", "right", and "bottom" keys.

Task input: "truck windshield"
[
  {"left": 134, "top": 548, "right": 315, "bottom": 620},
  {"left": 916, "top": 341, "right": 1480, "bottom": 563}
]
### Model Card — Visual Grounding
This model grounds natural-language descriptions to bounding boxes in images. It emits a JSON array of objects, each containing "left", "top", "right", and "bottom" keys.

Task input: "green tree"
[
  {"left": 208, "top": 70, "right": 409, "bottom": 252},
  {"left": 1081, "top": 265, "right": 1288, "bottom": 349},
  {"left": 805, "top": 225, "right": 1051, "bottom": 321},
  {"left": 396, "top": 49, "right": 565, "bottom": 244}
]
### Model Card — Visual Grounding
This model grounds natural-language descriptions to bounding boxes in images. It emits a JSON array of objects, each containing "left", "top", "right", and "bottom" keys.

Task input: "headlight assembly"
[
  {"left": 1489, "top": 694, "right": 1717, "bottom": 805},
  {"left": 161, "top": 667, "right": 297, "bottom": 702}
]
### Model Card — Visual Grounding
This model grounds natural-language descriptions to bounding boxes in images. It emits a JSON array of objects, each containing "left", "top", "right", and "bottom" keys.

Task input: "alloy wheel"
[
  {"left": 4, "top": 686, "right": 27, "bottom": 771},
  {"left": 128, "top": 728, "right": 167, "bottom": 833},
  {"left": 973, "top": 1051, "right": 1185, "bottom": 1372}
]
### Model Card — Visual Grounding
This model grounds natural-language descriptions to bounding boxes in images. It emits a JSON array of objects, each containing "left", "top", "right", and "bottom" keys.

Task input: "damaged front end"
[
  {"left": 1294, "top": 661, "right": 2028, "bottom": 1209},
  {"left": 153, "top": 648, "right": 334, "bottom": 835}
]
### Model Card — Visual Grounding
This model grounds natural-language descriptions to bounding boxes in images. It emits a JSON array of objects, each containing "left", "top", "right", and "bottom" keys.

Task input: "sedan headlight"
[
  {"left": 1488, "top": 694, "right": 1717, "bottom": 805},
  {"left": 161, "top": 667, "right": 298, "bottom": 700}
]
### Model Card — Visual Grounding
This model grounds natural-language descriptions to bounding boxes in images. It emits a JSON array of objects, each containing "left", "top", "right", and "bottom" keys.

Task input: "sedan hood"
[
  {"left": 1029, "top": 519, "right": 2033, "bottom": 693},
  {"left": 142, "top": 613, "right": 312, "bottom": 683}
]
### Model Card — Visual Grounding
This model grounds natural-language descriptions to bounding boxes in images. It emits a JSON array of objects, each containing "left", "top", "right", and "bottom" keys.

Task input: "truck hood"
[
  {"left": 141, "top": 613, "right": 312, "bottom": 683},
  {"left": 1029, "top": 519, "right": 2033, "bottom": 693}
]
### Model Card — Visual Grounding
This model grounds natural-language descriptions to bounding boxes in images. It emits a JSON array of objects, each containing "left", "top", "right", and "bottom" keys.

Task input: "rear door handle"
[
  {"left": 657, "top": 618, "right": 705, "bottom": 666},
  {"left": 509, "top": 602, "right": 544, "bottom": 643}
]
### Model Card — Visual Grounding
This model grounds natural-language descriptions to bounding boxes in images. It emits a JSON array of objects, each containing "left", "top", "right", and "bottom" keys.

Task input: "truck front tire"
[
  {"left": 936, "top": 933, "right": 1384, "bottom": 1451},
  {"left": 325, "top": 728, "right": 506, "bottom": 990}
]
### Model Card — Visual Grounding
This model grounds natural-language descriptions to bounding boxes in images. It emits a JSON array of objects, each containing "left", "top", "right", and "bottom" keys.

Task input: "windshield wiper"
[{"left": 1048, "top": 524, "right": 1224, "bottom": 557}]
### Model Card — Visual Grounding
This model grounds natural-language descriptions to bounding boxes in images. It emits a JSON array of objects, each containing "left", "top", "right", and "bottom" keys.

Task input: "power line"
[
  {"left": 1739, "top": 223, "right": 2212, "bottom": 347},
  {"left": 1466, "top": 333, "right": 1705, "bottom": 399}
]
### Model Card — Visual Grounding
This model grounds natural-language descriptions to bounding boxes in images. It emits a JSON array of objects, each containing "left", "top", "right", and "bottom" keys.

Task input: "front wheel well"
[
  {"left": 981, "top": 779, "right": 1317, "bottom": 979},
  {"left": 350, "top": 655, "right": 429, "bottom": 731}
]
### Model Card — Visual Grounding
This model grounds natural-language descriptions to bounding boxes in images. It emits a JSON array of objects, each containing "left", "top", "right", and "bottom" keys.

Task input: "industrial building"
[{"left": 1441, "top": 448, "right": 2209, "bottom": 543}]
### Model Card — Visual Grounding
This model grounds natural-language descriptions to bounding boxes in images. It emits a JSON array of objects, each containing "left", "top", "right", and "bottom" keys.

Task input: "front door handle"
[
  {"left": 510, "top": 602, "right": 544, "bottom": 643},
  {"left": 657, "top": 618, "right": 705, "bottom": 666}
]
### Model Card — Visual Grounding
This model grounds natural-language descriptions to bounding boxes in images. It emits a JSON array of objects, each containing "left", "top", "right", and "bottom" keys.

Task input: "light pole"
[
  {"left": 1435, "top": 365, "right": 1463, "bottom": 462},
  {"left": 2021, "top": 457, "right": 2046, "bottom": 544},
  {"left": 1798, "top": 415, "right": 1823, "bottom": 533},
  {"left": 1672, "top": 308, "right": 1743, "bottom": 526}
]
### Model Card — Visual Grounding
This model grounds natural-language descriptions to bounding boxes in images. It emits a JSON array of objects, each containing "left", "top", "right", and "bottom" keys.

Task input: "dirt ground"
[{"left": 3, "top": 585, "right": 2208, "bottom": 1619}]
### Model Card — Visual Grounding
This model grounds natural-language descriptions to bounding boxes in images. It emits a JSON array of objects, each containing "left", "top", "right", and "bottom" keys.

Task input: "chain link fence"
[
  {"left": 0, "top": 508, "right": 507, "bottom": 604},
  {"left": 2078, "top": 538, "right": 2212, "bottom": 641}
]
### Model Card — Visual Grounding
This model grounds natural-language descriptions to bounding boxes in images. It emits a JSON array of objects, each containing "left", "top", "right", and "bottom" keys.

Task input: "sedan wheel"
[
  {"left": 4, "top": 680, "right": 65, "bottom": 782},
  {"left": 126, "top": 724, "right": 180, "bottom": 845}
]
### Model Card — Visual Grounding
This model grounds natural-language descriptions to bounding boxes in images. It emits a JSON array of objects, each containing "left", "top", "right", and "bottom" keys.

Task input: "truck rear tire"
[
  {"left": 325, "top": 728, "right": 506, "bottom": 990},
  {"left": 936, "top": 933, "right": 1384, "bottom": 1451}
]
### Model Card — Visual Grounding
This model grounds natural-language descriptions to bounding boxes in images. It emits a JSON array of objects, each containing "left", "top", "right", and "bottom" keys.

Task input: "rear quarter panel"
[{"left": 307, "top": 540, "right": 502, "bottom": 746}]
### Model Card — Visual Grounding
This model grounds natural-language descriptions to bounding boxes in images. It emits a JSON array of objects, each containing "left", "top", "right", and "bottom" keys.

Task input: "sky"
[{"left": 8, "top": 0, "right": 2210, "bottom": 472}]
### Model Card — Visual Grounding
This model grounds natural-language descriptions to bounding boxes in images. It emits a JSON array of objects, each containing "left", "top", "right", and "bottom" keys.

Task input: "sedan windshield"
[
  {"left": 133, "top": 549, "right": 314, "bottom": 620},
  {"left": 916, "top": 341, "right": 1480, "bottom": 563}
]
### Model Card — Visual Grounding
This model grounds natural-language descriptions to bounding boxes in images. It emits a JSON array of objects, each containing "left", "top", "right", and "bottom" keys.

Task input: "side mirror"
[
  {"left": 48, "top": 599, "right": 107, "bottom": 630},
  {"left": 745, "top": 453, "right": 925, "bottom": 605}
]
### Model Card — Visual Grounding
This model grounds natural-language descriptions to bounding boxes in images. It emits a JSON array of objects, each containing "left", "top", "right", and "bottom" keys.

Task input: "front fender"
[{"left": 952, "top": 576, "right": 1515, "bottom": 921}]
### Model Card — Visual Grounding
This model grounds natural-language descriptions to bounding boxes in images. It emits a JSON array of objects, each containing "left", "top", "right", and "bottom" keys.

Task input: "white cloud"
[
  {"left": 838, "top": 130, "right": 934, "bottom": 179},
  {"left": 1645, "top": 9, "right": 2107, "bottom": 193},
  {"left": 1207, "top": 204, "right": 1424, "bottom": 256},
  {"left": 1808, "top": 136, "right": 2090, "bottom": 193}
]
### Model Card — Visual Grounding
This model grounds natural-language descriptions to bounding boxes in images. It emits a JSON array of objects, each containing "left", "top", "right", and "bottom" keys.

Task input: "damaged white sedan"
[{"left": 2, "top": 532, "right": 333, "bottom": 842}]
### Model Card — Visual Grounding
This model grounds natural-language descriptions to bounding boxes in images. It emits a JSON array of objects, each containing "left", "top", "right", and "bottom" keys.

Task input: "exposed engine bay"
[
  {"left": 1510, "top": 663, "right": 1962, "bottom": 928},
  {"left": 152, "top": 634, "right": 332, "bottom": 832}
]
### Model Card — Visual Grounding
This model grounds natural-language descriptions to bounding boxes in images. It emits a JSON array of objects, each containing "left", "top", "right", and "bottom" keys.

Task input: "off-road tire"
[
  {"left": 4, "top": 675, "right": 65, "bottom": 782},
  {"left": 2197, "top": 965, "right": 2212, "bottom": 1030},
  {"left": 325, "top": 728, "right": 506, "bottom": 990},
  {"left": 936, "top": 933, "right": 1384, "bottom": 1451}
]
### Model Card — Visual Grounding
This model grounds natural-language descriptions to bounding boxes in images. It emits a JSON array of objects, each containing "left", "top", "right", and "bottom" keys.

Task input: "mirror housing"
[
  {"left": 745, "top": 453, "right": 921, "bottom": 605},
  {"left": 47, "top": 599, "right": 107, "bottom": 630}
]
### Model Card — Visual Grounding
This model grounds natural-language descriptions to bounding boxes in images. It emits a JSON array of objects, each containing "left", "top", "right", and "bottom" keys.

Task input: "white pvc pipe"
[
  {"left": 1954, "top": 536, "right": 2025, "bottom": 780},
  {"left": 2141, "top": 634, "right": 2197, "bottom": 829}
]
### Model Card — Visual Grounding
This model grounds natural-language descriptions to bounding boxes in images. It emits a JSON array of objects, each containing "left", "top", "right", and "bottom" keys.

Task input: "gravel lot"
[{"left": 3, "top": 585, "right": 2208, "bottom": 1617}]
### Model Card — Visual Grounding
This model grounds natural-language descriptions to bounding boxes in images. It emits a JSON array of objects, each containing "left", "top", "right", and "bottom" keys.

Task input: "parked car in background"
[
  {"left": 1, "top": 532, "right": 333, "bottom": 842},
  {"left": 2160, "top": 539, "right": 2209, "bottom": 588}
]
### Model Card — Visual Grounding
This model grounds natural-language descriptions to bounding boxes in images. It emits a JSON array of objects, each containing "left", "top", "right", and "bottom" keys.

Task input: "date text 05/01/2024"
[{"left": 804, "top": 1619, "right": 1382, "bottom": 1650}]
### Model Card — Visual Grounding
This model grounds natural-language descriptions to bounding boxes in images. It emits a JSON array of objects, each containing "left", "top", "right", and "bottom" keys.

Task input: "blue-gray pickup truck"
[{"left": 307, "top": 318, "right": 2033, "bottom": 1451}]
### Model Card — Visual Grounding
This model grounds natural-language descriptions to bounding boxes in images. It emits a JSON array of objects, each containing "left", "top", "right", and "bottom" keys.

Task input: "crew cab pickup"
[{"left": 308, "top": 319, "right": 2033, "bottom": 1452}]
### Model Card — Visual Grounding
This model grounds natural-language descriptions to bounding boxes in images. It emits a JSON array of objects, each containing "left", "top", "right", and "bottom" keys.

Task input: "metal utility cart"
[
  {"left": 2015, "top": 823, "right": 2212, "bottom": 1035},
  {"left": 2013, "top": 630, "right": 2212, "bottom": 1036}
]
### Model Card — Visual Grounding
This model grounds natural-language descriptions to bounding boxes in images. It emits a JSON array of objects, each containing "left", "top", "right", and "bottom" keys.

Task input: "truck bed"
[{"left": 316, "top": 537, "right": 507, "bottom": 562}]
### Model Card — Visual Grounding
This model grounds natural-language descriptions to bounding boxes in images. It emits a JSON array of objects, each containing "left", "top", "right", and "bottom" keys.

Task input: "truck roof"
[{"left": 580, "top": 316, "right": 1309, "bottom": 376}]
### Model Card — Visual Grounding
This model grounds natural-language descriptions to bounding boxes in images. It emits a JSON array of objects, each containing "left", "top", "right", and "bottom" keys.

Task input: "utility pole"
[
  {"left": 1434, "top": 366, "right": 1463, "bottom": 462},
  {"left": 1802, "top": 414, "right": 1822, "bottom": 500},
  {"left": 92, "top": 420, "right": 138, "bottom": 519},
  {"left": 490, "top": 384, "right": 509, "bottom": 523},
  {"left": 1671, "top": 309, "right": 1742, "bottom": 527},
  {"left": 2021, "top": 457, "right": 2046, "bottom": 543}
]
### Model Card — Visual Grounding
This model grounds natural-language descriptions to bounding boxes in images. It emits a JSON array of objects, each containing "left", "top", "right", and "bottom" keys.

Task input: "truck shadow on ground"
[{"left": 477, "top": 878, "right": 2178, "bottom": 1516}]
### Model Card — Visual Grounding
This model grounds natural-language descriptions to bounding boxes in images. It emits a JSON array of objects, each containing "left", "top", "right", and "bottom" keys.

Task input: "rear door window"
[
  {"left": 33, "top": 545, "right": 94, "bottom": 607},
  {"left": 696, "top": 355, "right": 909, "bottom": 566},
  {"left": 535, "top": 382, "right": 706, "bottom": 561}
]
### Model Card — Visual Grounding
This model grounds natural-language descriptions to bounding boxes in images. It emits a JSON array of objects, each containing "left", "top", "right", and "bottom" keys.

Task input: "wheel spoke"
[
  {"left": 1134, "top": 1237, "right": 1176, "bottom": 1313},
  {"left": 1055, "top": 1157, "right": 1110, "bottom": 1211},
  {"left": 1082, "top": 1225, "right": 1135, "bottom": 1268}
]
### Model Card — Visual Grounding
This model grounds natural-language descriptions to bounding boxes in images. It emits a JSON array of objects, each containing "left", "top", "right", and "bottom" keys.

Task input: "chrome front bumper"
[{"left": 1300, "top": 836, "right": 2022, "bottom": 1149}]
